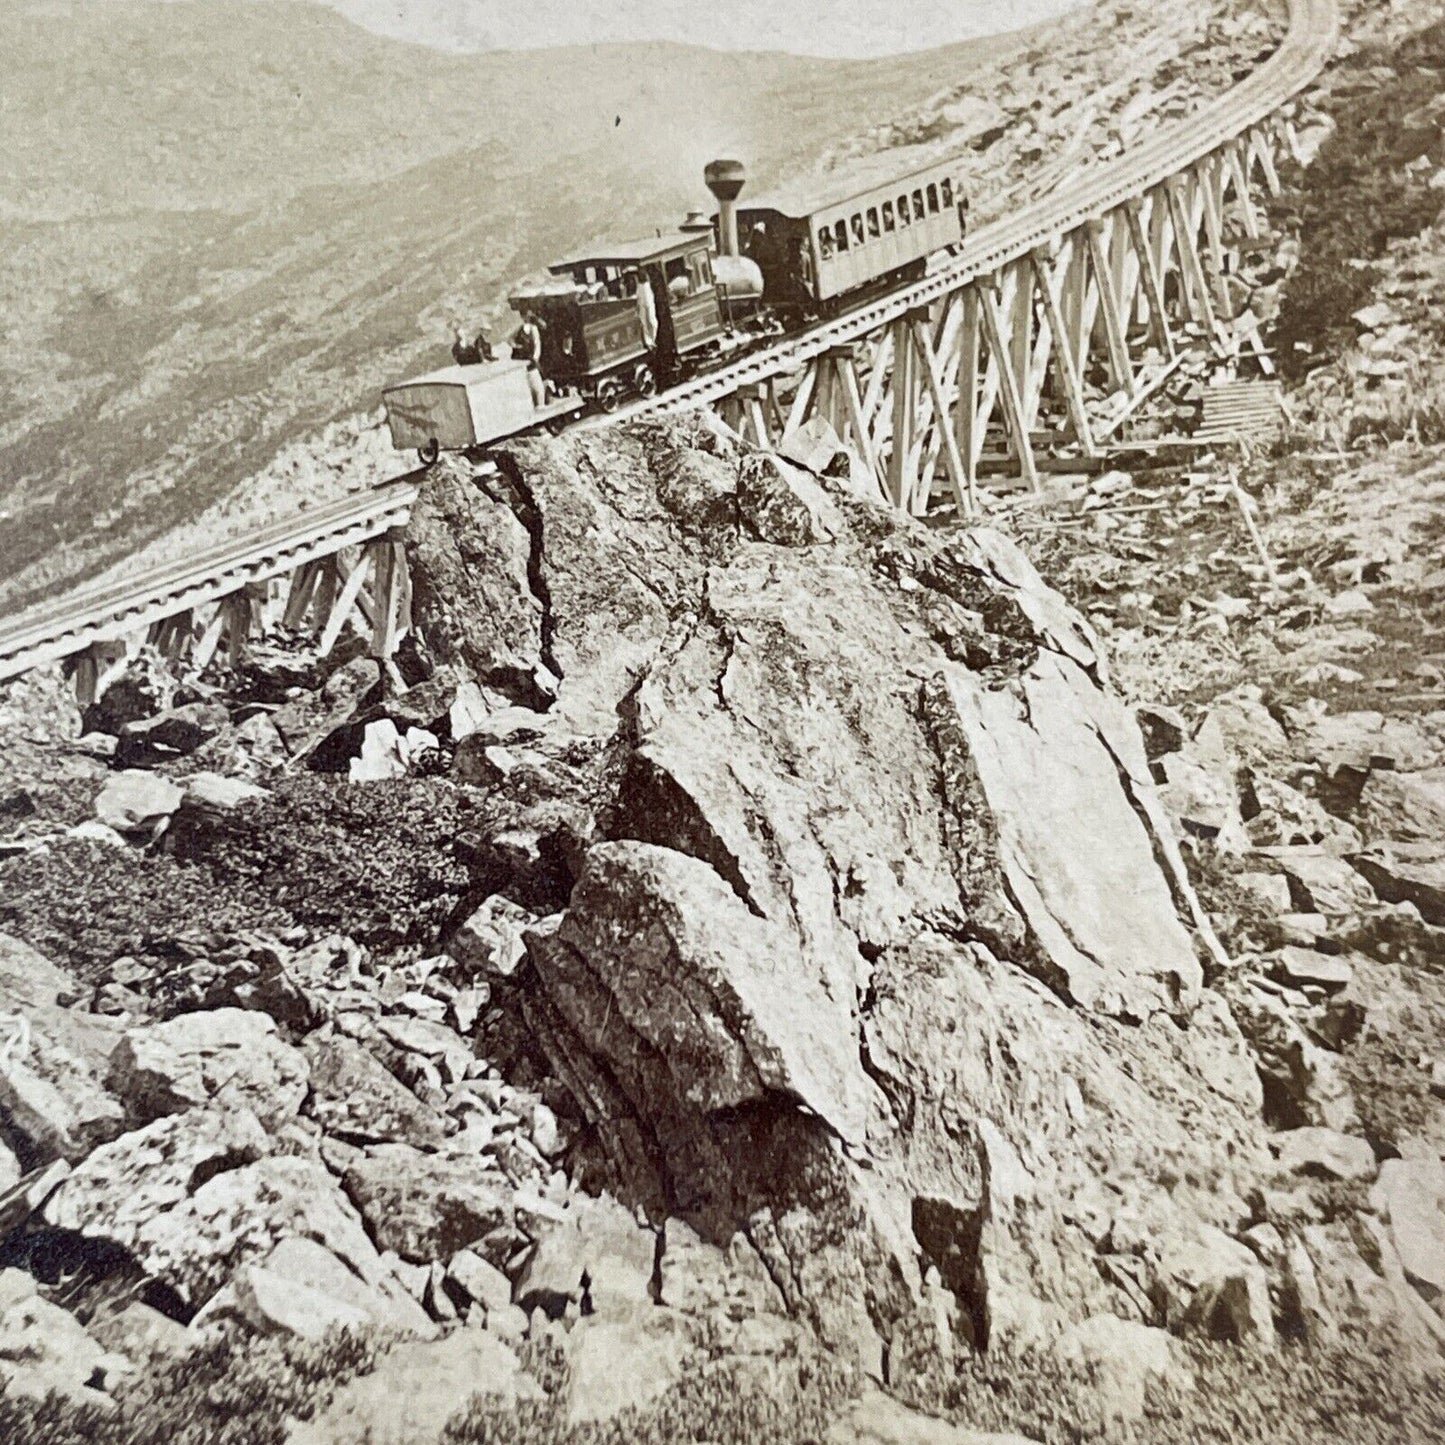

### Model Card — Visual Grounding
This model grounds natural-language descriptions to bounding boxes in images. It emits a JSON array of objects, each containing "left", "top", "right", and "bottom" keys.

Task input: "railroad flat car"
[{"left": 381, "top": 360, "right": 581, "bottom": 464}]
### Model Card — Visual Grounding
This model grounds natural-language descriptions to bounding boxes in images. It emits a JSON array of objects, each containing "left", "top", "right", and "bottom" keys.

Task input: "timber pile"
[{"left": 1195, "top": 379, "right": 1288, "bottom": 442}]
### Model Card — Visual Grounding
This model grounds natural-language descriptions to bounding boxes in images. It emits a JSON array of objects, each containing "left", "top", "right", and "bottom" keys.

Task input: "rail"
[{"left": 0, "top": 0, "right": 1337, "bottom": 687}]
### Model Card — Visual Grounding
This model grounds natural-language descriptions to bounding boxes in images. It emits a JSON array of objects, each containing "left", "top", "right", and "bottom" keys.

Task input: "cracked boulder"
[{"left": 405, "top": 421, "right": 1266, "bottom": 1348}]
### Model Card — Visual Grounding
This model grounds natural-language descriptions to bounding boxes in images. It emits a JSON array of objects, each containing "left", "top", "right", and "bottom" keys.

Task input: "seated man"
[{"left": 451, "top": 326, "right": 480, "bottom": 366}]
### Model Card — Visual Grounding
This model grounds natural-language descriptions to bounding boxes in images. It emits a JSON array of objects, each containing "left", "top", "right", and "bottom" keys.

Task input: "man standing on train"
[
  {"left": 513, "top": 313, "right": 547, "bottom": 405},
  {"left": 634, "top": 272, "right": 659, "bottom": 351}
]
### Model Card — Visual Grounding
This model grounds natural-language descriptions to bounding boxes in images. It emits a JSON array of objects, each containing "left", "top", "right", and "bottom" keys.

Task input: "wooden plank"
[
  {"left": 1094, "top": 352, "right": 1186, "bottom": 441},
  {"left": 191, "top": 604, "right": 229, "bottom": 675},
  {"left": 281, "top": 561, "right": 321, "bottom": 630},
  {"left": 956, "top": 286, "right": 982, "bottom": 490},
  {"left": 836, "top": 352, "right": 878, "bottom": 482},
  {"left": 369, "top": 538, "right": 399, "bottom": 659},
  {"left": 887, "top": 318, "right": 914, "bottom": 507},
  {"left": 1165, "top": 178, "right": 1217, "bottom": 333},
  {"left": 782, "top": 363, "right": 818, "bottom": 441},
  {"left": 1123, "top": 198, "right": 1177, "bottom": 359},
  {"left": 859, "top": 329, "right": 893, "bottom": 432},
  {"left": 1226, "top": 139, "right": 1262, "bottom": 239},
  {"left": 1195, "top": 158, "right": 1234, "bottom": 316},
  {"left": 1252, "top": 125, "right": 1282, "bottom": 197},
  {"left": 319, "top": 553, "right": 373, "bottom": 657},
  {"left": 72, "top": 645, "right": 100, "bottom": 708}
]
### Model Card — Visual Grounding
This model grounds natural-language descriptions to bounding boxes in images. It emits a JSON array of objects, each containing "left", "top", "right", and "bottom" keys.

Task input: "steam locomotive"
[{"left": 382, "top": 150, "right": 968, "bottom": 463}]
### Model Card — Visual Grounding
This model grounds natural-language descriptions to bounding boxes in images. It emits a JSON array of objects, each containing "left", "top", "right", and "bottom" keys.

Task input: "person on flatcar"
[
  {"left": 474, "top": 326, "right": 495, "bottom": 362},
  {"left": 452, "top": 327, "right": 481, "bottom": 366}
]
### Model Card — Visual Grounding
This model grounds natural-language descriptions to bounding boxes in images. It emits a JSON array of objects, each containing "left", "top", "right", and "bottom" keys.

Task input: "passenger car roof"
[
  {"left": 738, "top": 145, "right": 958, "bottom": 219},
  {"left": 548, "top": 230, "right": 710, "bottom": 273}
]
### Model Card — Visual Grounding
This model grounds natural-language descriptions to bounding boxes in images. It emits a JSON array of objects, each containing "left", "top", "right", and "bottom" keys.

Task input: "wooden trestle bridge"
[{"left": 0, "top": 0, "right": 1339, "bottom": 700}]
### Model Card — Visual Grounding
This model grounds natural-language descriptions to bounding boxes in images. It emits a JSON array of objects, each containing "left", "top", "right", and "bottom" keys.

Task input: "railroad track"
[
  {"left": 0, "top": 482, "right": 417, "bottom": 683},
  {"left": 622, "top": 0, "right": 1337, "bottom": 420},
  {"left": 0, "top": 0, "right": 1338, "bottom": 688}
]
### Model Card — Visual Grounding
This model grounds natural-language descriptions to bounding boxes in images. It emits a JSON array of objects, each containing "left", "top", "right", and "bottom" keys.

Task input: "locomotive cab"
[{"left": 512, "top": 231, "right": 727, "bottom": 408}]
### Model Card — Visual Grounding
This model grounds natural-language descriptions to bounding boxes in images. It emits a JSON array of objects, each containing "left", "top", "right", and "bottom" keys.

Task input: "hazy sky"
[{"left": 317, "top": 0, "right": 1085, "bottom": 59}]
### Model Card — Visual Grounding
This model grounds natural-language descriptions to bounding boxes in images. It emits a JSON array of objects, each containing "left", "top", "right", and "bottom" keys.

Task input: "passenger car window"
[
  {"left": 852, "top": 214, "right": 866, "bottom": 246},
  {"left": 867, "top": 208, "right": 880, "bottom": 239},
  {"left": 882, "top": 201, "right": 896, "bottom": 233},
  {"left": 819, "top": 228, "right": 834, "bottom": 260},
  {"left": 896, "top": 194, "right": 910, "bottom": 225},
  {"left": 941, "top": 178, "right": 954, "bottom": 209},
  {"left": 926, "top": 184, "right": 939, "bottom": 213},
  {"left": 835, "top": 219, "right": 849, "bottom": 252},
  {"left": 912, "top": 190, "right": 924, "bottom": 221}
]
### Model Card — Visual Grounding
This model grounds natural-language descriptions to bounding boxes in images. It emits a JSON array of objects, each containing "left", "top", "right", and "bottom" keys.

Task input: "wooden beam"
[
  {"left": 369, "top": 536, "right": 403, "bottom": 659},
  {"left": 977, "top": 281, "right": 1038, "bottom": 490},
  {"left": 1030, "top": 249, "right": 1098, "bottom": 456},
  {"left": 72, "top": 645, "right": 100, "bottom": 708},
  {"left": 887, "top": 317, "right": 915, "bottom": 507},
  {"left": 191, "top": 604, "right": 229, "bottom": 675},
  {"left": 956, "top": 285, "right": 982, "bottom": 492},
  {"left": 282, "top": 560, "right": 322, "bottom": 630},
  {"left": 1084, "top": 219, "right": 1135, "bottom": 396},
  {"left": 1124, "top": 198, "right": 1177, "bottom": 358},
  {"left": 910, "top": 314, "right": 973, "bottom": 518},
  {"left": 738, "top": 383, "right": 772, "bottom": 450},
  {"left": 1195, "top": 159, "right": 1233, "bottom": 316},
  {"left": 1165, "top": 179, "right": 1217, "bottom": 334},
  {"left": 859, "top": 329, "right": 893, "bottom": 432},
  {"left": 319, "top": 552, "right": 374, "bottom": 657},
  {"left": 1252, "top": 125, "right": 1282, "bottom": 198},
  {"left": 782, "top": 364, "right": 818, "bottom": 443},
  {"left": 835, "top": 351, "right": 878, "bottom": 481},
  {"left": 1226, "top": 140, "right": 1262, "bottom": 239}
]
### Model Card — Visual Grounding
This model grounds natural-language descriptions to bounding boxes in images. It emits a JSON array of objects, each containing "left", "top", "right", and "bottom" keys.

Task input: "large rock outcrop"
[{"left": 405, "top": 419, "right": 1268, "bottom": 1353}]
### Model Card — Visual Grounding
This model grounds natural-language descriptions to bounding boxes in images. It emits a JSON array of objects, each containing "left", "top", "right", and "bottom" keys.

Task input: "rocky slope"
[{"left": 1, "top": 398, "right": 1441, "bottom": 1442}]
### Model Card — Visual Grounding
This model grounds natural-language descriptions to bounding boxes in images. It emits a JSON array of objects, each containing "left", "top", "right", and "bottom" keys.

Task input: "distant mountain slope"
[
  {"left": 0, "top": 0, "right": 1029, "bottom": 609},
  {"left": 314, "top": 0, "right": 1077, "bottom": 59}
]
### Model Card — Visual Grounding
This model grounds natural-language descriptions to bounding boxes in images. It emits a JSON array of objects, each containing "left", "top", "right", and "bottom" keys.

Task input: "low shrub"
[
  {"left": 173, "top": 772, "right": 486, "bottom": 952},
  {"left": 443, "top": 1334, "right": 853, "bottom": 1445},
  {"left": 1270, "top": 23, "right": 1445, "bottom": 380},
  {"left": 0, "top": 837, "right": 287, "bottom": 983},
  {"left": 0, "top": 1325, "right": 377, "bottom": 1445},
  {"left": 895, "top": 1330, "right": 1445, "bottom": 1443}
]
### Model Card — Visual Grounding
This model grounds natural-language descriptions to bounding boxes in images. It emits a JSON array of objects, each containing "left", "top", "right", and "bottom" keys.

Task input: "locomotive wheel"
[
  {"left": 633, "top": 362, "right": 657, "bottom": 397},
  {"left": 417, "top": 437, "right": 440, "bottom": 466},
  {"left": 595, "top": 377, "right": 625, "bottom": 413}
]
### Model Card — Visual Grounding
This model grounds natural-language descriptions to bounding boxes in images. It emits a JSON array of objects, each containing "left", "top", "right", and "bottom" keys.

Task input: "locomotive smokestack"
[{"left": 704, "top": 158, "right": 747, "bottom": 258}]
